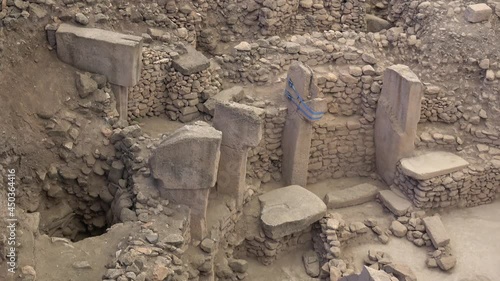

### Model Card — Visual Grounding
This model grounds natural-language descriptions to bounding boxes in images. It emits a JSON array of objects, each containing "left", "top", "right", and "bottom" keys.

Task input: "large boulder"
[{"left": 259, "top": 185, "right": 326, "bottom": 239}]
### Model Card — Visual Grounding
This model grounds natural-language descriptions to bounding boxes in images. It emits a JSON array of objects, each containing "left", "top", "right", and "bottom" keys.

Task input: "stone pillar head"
[
  {"left": 213, "top": 101, "right": 265, "bottom": 149},
  {"left": 149, "top": 121, "right": 222, "bottom": 190}
]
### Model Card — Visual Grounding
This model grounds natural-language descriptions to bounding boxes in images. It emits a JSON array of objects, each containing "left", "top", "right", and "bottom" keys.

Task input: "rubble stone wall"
[
  {"left": 242, "top": 227, "right": 312, "bottom": 266},
  {"left": 394, "top": 161, "right": 500, "bottom": 209},
  {"left": 128, "top": 45, "right": 222, "bottom": 122}
]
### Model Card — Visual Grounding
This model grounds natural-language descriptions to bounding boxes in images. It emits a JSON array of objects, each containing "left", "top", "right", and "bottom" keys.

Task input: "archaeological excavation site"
[{"left": 1, "top": 0, "right": 500, "bottom": 280}]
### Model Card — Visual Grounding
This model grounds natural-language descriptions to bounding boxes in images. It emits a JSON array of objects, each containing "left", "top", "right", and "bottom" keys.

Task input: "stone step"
[
  {"left": 324, "top": 183, "right": 379, "bottom": 209},
  {"left": 378, "top": 190, "right": 412, "bottom": 216},
  {"left": 400, "top": 151, "right": 469, "bottom": 180}
]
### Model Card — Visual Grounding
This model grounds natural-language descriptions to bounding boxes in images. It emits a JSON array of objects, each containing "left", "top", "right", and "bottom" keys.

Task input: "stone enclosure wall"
[
  {"left": 128, "top": 43, "right": 222, "bottom": 122},
  {"left": 394, "top": 161, "right": 500, "bottom": 209}
]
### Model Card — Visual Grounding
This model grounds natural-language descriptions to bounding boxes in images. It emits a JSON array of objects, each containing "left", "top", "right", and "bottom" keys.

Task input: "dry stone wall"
[
  {"left": 394, "top": 160, "right": 500, "bottom": 209},
  {"left": 243, "top": 227, "right": 313, "bottom": 266},
  {"left": 200, "top": 0, "right": 366, "bottom": 52},
  {"left": 128, "top": 44, "right": 222, "bottom": 122}
]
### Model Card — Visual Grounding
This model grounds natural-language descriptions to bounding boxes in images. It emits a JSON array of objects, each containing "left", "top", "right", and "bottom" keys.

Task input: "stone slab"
[
  {"left": 172, "top": 44, "right": 210, "bottom": 75},
  {"left": 400, "top": 151, "right": 469, "bottom": 180},
  {"left": 203, "top": 86, "right": 245, "bottom": 116},
  {"left": 465, "top": 3, "right": 492, "bottom": 23},
  {"left": 378, "top": 190, "right": 412, "bottom": 216},
  {"left": 56, "top": 24, "right": 143, "bottom": 87},
  {"left": 149, "top": 122, "right": 222, "bottom": 190},
  {"left": 324, "top": 183, "right": 379, "bottom": 209},
  {"left": 259, "top": 185, "right": 327, "bottom": 239},
  {"left": 423, "top": 215, "right": 450, "bottom": 248}
]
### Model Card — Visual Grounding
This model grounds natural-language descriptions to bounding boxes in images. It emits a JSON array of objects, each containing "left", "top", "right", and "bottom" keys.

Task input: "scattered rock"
[
  {"left": 390, "top": 220, "right": 408, "bottom": 237},
  {"left": 75, "top": 13, "right": 89, "bottom": 25}
]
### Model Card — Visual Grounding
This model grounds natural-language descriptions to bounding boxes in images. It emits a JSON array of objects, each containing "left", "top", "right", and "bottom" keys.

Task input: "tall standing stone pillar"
[
  {"left": 149, "top": 122, "right": 222, "bottom": 240},
  {"left": 281, "top": 62, "right": 326, "bottom": 186},
  {"left": 375, "top": 65, "right": 423, "bottom": 184},
  {"left": 213, "top": 101, "right": 264, "bottom": 208}
]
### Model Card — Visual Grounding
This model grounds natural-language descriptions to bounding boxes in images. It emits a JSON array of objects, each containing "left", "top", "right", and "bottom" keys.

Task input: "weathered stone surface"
[
  {"left": 324, "top": 183, "right": 379, "bottom": 209},
  {"left": 203, "top": 86, "right": 245, "bottom": 116},
  {"left": 375, "top": 65, "right": 423, "bottom": 184},
  {"left": 379, "top": 190, "right": 412, "bottom": 216},
  {"left": 423, "top": 216, "right": 450, "bottom": 248},
  {"left": 56, "top": 24, "right": 143, "bottom": 87},
  {"left": 365, "top": 14, "right": 391, "bottom": 32},
  {"left": 150, "top": 122, "right": 222, "bottom": 190},
  {"left": 282, "top": 61, "right": 326, "bottom": 186},
  {"left": 400, "top": 151, "right": 469, "bottom": 180},
  {"left": 259, "top": 185, "right": 326, "bottom": 239},
  {"left": 465, "top": 3, "right": 492, "bottom": 23},
  {"left": 383, "top": 263, "right": 417, "bottom": 281},
  {"left": 172, "top": 44, "right": 210, "bottom": 75}
]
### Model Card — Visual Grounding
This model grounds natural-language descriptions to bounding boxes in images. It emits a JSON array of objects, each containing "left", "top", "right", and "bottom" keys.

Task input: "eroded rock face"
[{"left": 258, "top": 185, "right": 327, "bottom": 239}]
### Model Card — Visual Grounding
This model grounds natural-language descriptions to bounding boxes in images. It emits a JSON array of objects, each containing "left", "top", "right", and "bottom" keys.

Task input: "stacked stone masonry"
[
  {"left": 128, "top": 44, "right": 222, "bottom": 121},
  {"left": 394, "top": 161, "right": 500, "bottom": 209},
  {"left": 201, "top": 0, "right": 366, "bottom": 51}
]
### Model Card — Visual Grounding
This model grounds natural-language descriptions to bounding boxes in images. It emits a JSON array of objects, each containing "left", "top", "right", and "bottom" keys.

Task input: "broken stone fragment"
[
  {"left": 302, "top": 251, "right": 320, "bottom": 277},
  {"left": 465, "top": 4, "right": 492, "bottom": 23},
  {"left": 437, "top": 256, "right": 457, "bottom": 271}
]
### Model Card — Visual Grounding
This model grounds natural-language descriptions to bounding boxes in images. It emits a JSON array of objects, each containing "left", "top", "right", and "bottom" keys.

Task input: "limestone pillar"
[
  {"left": 149, "top": 122, "right": 222, "bottom": 240},
  {"left": 375, "top": 65, "right": 423, "bottom": 184},
  {"left": 281, "top": 61, "right": 326, "bottom": 186},
  {"left": 111, "top": 84, "right": 129, "bottom": 122},
  {"left": 213, "top": 101, "right": 264, "bottom": 207}
]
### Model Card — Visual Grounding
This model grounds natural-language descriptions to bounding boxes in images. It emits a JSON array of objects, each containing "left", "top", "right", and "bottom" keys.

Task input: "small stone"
[
  {"left": 390, "top": 221, "right": 408, "bottom": 238},
  {"left": 72, "top": 261, "right": 91, "bottom": 269},
  {"left": 75, "top": 13, "right": 89, "bottom": 26},
  {"left": 146, "top": 233, "right": 159, "bottom": 244},
  {"left": 234, "top": 42, "right": 252, "bottom": 51},
  {"left": 228, "top": 259, "right": 248, "bottom": 274},
  {"left": 437, "top": 256, "right": 457, "bottom": 271},
  {"left": 200, "top": 238, "right": 215, "bottom": 253}
]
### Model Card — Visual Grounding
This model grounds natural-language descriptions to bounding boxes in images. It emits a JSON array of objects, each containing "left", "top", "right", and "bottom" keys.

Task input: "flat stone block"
[
  {"left": 324, "top": 183, "right": 379, "bottom": 209},
  {"left": 259, "top": 185, "right": 326, "bottom": 239},
  {"left": 56, "top": 24, "right": 142, "bottom": 87},
  {"left": 465, "top": 4, "right": 492, "bottom": 23},
  {"left": 423, "top": 215, "right": 450, "bottom": 248},
  {"left": 203, "top": 86, "right": 245, "bottom": 116},
  {"left": 400, "top": 151, "right": 469, "bottom": 180},
  {"left": 378, "top": 190, "right": 412, "bottom": 216},
  {"left": 172, "top": 45, "right": 210, "bottom": 75}
]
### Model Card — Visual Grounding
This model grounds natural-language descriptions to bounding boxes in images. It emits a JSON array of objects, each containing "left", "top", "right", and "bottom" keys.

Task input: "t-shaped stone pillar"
[
  {"left": 149, "top": 122, "right": 222, "bottom": 240},
  {"left": 213, "top": 101, "right": 264, "bottom": 207},
  {"left": 375, "top": 65, "right": 423, "bottom": 184},
  {"left": 56, "top": 24, "right": 143, "bottom": 123},
  {"left": 282, "top": 61, "right": 326, "bottom": 187}
]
